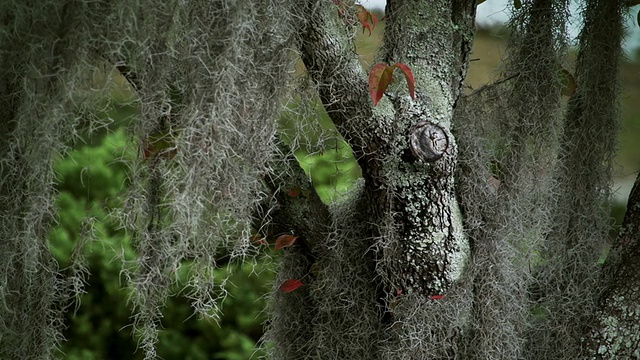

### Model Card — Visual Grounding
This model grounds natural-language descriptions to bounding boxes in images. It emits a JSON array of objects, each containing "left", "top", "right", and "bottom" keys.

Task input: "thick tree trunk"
[{"left": 590, "top": 172, "right": 640, "bottom": 357}]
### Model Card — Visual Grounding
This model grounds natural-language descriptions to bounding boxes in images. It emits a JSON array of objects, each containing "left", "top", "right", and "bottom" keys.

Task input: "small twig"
[{"left": 465, "top": 73, "right": 519, "bottom": 98}]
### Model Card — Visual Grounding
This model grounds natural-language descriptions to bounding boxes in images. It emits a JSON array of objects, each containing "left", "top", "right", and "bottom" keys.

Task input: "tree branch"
[
  {"left": 260, "top": 140, "right": 332, "bottom": 250},
  {"left": 298, "top": 1, "right": 374, "bottom": 164}
]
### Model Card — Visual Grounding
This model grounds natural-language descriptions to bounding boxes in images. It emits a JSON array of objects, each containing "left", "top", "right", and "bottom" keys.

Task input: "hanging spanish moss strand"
[
  {"left": 458, "top": 0, "right": 568, "bottom": 358},
  {"left": 106, "top": 1, "right": 300, "bottom": 357},
  {"left": 0, "top": 1, "right": 99, "bottom": 358},
  {"left": 529, "top": 0, "right": 623, "bottom": 358}
]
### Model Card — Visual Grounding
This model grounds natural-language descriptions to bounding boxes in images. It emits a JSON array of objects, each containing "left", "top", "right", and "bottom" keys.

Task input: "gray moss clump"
[{"left": 1, "top": 1, "right": 299, "bottom": 358}]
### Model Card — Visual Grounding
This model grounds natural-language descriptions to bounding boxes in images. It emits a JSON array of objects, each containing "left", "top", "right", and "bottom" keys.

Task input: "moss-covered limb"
[
  {"left": 381, "top": 0, "right": 476, "bottom": 124},
  {"left": 262, "top": 146, "right": 331, "bottom": 249},
  {"left": 453, "top": 91, "right": 516, "bottom": 358},
  {"left": 297, "top": 0, "right": 375, "bottom": 163},
  {"left": 587, "top": 172, "right": 640, "bottom": 358},
  {"left": 265, "top": 180, "right": 385, "bottom": 359},
  {"left": 534, "top": 0, "right": 623, "bottom": 358},
  {"left": 450, "top": 0, "right": 477, "bottom": 109}
]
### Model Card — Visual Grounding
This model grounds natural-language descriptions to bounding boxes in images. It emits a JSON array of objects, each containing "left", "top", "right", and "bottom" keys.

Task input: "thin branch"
[{"left": 465, "top": 73, "right": 519, "bottom": 98}]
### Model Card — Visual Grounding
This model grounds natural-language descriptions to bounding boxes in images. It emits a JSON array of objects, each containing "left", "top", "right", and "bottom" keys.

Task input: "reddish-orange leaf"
[
  {"left": 288, "top": 187, "right": 301, "bottom": 198},
  {"left": 370, "top": 12, "right": 378, "bottom": 30},
  {"left": 164, "top": 148, "right": 177, "bottom": 160},
  {"left": 390, "top": 63, "right": 416, "bottom": 100},
  {"left": 275, "top": 234, "right": 299, "bottom": 250},
  {"left": 143, "top": 145, "right": 154, "bottom": 160},
  {"left": 369, "top": 63, "right": 393, "bottom": 106},
  {"left": 429, "top": 295, "right": 445, "bottom": 300},
  {"left": 356, "top": 5, "right": 374, "bottom": 36},
  {"left": 251, "top": 234, "right": 268, "bottom": 246},
  {"left": 279, "top": 279, "right": 303, "bottom": 293}
]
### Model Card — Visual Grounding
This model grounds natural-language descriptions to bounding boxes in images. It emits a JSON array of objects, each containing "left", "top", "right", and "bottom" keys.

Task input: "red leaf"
[
  {"left": 279, "top": 279, "right": 303, "bottom": 293},
  {"left": 390, "top": 63, "right": 416, "bottom": 100},
  {"left": 251, "top": 234, "right": 268, "bottom": 246},
  {"left": 288, "top": 187, "right": 301, "bottom": 198},
  {"left": 356, "top": 5, "right": 374, "bottom": 36},
  {"left": 429, "top": 295, "right": 445, "bottom": 300},
  {"left": 370, "top": 12, "right": 378, "bottom": 30},
  {"left": 369, "top": 63, "right": 394, "bottom": 106},
  {"left": 275, "top": 234, "right": 299, "bottom": 250}
]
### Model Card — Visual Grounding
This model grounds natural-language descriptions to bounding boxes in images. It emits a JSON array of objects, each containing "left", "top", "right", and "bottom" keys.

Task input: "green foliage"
[
  {"left": 50, "top": 128, "right": 273, "bottom": 359},
  {"left": 278, "top": 95, "right": 361, "bottom": 203}
]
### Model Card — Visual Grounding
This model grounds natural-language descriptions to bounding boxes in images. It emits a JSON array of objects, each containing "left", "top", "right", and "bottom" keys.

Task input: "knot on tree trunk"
[{"left": 409, "top": 121, "right": 449, "bottom": 162}]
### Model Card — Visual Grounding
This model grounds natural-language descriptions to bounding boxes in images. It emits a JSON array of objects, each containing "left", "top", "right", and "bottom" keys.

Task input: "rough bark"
[{"left": 590, "top": 172, "right": 640, "bottom": 358}]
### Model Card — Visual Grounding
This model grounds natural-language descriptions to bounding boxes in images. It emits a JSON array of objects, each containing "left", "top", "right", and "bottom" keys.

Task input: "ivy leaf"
[
  {"left": 560, "top": 67, "right": 576, "bottom": 97},
  {"left": 279, "top": 279, "right": 303, "bottom": 293},
  {"left": 514, "top": 0, "right": 522, "bottom": 9},
  {"left": 369, "top": 63, "right": 392, "bottom": 106},
  {"left": 275, "top": 234, "right": 299, "bottom": 250},
  {"left": 390, "top": 63, "right": 416, "bottom": 100}
]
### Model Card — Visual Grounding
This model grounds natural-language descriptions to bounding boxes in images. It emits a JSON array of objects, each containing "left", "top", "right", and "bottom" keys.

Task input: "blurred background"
[{"left": 51, "top": 2, "right": 640, "bottom": 359}]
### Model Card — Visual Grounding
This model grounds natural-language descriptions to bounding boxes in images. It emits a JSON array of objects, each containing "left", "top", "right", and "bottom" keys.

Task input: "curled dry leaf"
[
  {"left": 275, "top": 234, "right": 299, "bottom": 250},
  {"left": 279, "top": 279, "right": 303, "bottom": 293}
]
